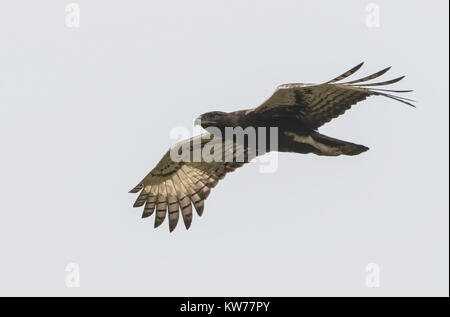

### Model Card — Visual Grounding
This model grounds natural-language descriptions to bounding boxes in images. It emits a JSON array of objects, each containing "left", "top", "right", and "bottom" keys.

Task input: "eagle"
[{"left": 129, "top": 62, "right": 414, "bottom": 232}]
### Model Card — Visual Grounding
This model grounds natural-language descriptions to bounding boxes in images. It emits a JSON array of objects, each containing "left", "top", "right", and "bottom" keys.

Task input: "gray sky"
[{"left": 0, "top": 0, "right": 448, "bottom": 296}]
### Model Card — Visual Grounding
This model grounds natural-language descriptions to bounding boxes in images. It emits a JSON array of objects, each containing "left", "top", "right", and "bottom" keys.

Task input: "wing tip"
[
  {"left": 154, "top": 218, "right": 164, "bottom": 229},
  {"left": 129, "top": 183, "right": 143, "bottom": 193},
  {"left": 169, "top": 223, "right": 177, "bottom": 232},
  {"left": 325, "top": 62, "right": 365, "bottom": 84},
  {"left": 373, "top": 91, "right": 417, "bottom": 107}
]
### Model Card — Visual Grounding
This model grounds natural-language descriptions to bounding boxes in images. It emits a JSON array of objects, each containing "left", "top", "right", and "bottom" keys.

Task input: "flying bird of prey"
[{"left": 130, "top": 62, "right": 414, "bottom": 231}]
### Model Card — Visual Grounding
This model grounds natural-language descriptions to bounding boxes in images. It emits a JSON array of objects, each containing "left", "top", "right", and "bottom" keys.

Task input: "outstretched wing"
[
  {"left": 247, "top": 62, "right": 415, "bottom": 130},
  {"left": 129, "top": 134, "right": 251, "bottom": 232}
]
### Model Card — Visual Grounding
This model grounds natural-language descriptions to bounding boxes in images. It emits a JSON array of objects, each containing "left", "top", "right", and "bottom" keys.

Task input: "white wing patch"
[
  {"left": 276, "top": 83, "right": 314, "bottom": 90},
  {"left": 284, "top": 132, "right": 342, "bottom": 156}
]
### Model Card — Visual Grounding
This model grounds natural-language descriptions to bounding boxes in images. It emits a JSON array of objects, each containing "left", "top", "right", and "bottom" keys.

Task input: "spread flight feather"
[{"left": 130, "top": 63, "right": 414, "bottom": 231}]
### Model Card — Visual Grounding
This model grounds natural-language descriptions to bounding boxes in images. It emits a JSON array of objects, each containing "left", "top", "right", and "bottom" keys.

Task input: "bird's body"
[
  {"left": 202, "top": 110, "right": 365, "bottom": 156},
  {"left": 130, "top": 63, "right": 414, "bottom": 231}
]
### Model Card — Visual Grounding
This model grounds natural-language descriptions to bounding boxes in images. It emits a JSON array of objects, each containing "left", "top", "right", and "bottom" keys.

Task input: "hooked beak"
[{"left": 194, "top": 116, "right": 202, "bottom": 126}]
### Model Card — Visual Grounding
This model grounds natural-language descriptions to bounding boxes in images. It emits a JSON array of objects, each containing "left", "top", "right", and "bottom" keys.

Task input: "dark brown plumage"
[{"left": 130, "top": 62, "right": 414, "bottom": 231}]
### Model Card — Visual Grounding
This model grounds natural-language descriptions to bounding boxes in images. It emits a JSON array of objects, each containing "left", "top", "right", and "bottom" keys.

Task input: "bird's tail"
[{"left": 309, "top": 131, "right": 369, "bottom": 156}]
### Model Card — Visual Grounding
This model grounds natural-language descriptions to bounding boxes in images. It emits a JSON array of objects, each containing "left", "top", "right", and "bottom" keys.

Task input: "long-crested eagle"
[{"left": 130, "top": 63, "right": 414, "bottom": 231}]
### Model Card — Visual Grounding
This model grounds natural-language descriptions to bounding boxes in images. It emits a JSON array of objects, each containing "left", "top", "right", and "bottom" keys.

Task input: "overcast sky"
[{"left": 0, "top": 0, "right": 448, "bottom": 296}]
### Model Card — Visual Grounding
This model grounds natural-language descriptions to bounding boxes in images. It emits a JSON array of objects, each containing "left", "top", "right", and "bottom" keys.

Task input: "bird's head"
[{"left": 195, "top": 111, "right": 228, "bottom": 129}]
